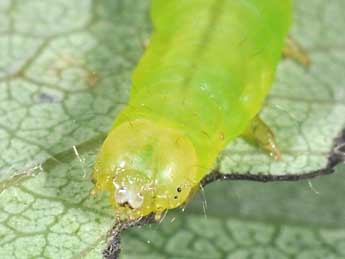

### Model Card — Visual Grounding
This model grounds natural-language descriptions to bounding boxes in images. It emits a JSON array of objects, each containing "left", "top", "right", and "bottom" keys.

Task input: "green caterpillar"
[{"left": 92, "top": 0, "right": 293, "bottom": 219}]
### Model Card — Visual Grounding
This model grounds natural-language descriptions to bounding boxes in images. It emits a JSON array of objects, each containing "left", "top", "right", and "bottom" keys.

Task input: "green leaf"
[
  {"left": 0, "top": 0, "right": 151, "bottom": 181},
  {"left": 0, "top": 0, "right": 344, "bottom": 259},
  {"left": 0, "top": 150, "right": 114, "bottom": 259}
]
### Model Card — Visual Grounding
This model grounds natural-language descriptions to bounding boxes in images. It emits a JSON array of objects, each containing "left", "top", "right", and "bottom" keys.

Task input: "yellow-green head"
[{"left": 92, "top": 119, "right": 199, "bottom": 219}]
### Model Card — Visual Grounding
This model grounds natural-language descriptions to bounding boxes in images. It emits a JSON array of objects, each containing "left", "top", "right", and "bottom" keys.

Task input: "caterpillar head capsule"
[{"left": 92, "top": 119, "right": 199, "bottom": 219}]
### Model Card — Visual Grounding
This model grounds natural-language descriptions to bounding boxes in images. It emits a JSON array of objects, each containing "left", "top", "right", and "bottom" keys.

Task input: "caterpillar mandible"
[{"left": 92, "top": 0, "right": 294, "bottom": 219}]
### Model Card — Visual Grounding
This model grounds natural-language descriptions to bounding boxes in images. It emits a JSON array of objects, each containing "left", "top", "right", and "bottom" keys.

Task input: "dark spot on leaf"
[
  {"left": 86, "top": 71, "right": 100, "bottom": 88},
  {"left": 37, "top": 92, "right": 59, "bottom": 103}
]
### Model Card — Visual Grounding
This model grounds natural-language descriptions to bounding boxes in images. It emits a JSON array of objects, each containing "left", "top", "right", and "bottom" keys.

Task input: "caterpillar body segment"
[{"left": 93, "top": 0, "right": 293, "bottom": 219}]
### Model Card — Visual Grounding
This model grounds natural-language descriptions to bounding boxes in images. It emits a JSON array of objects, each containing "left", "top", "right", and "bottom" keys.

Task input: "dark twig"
[
  {"left": 103, "top": 213, "right": 156, "bottom": 259},
  {"left": 201, "top": 128, "right": 345, "bottom": 185}
]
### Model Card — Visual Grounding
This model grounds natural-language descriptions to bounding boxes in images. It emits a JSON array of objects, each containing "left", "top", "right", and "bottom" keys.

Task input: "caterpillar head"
[{"left": 92, "top": 119, "right": 199, "bottom": 219}]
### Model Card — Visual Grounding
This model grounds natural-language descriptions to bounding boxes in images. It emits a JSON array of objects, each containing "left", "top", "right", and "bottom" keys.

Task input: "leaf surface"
[{"left": 0, "top": 0, "right": 344, "bottom": 259}]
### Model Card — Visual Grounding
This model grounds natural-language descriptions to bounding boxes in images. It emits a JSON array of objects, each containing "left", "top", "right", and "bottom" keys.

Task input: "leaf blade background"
[{"left": 0, "top": 0, "right": 344, "bottom": 258}]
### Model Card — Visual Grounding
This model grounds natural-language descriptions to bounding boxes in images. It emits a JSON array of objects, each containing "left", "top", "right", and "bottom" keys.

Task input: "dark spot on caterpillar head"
[
  {"left": 174, "top": 196, "right": 178, "bottom": 199},
  {"left": 119, "top": 201, "right": 134, "bottom": 209},
  {"left": 177, "top": 187, "right": 182, "bottom": 193}
]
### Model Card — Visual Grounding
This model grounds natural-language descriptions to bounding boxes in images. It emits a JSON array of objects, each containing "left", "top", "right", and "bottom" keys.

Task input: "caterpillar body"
[{"left": 92, "top": 0, "right": 293, "bottom": 219}]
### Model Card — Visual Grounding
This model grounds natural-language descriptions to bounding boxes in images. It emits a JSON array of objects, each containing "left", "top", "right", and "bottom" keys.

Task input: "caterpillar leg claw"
[
  {"left": 242, "top": 116, "right": 281, "bottom": 160},
  {"left": 283, "top": 36, "right": 310, "bottom": 68}
]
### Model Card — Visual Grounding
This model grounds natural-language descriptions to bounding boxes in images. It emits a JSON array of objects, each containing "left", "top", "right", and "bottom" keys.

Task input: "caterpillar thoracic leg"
[
  {"left": 283, "top": 36, "right": 310, "bottom": 68},
  {"left": 242, "top": 116, "right": 281, "bottom": 160}
]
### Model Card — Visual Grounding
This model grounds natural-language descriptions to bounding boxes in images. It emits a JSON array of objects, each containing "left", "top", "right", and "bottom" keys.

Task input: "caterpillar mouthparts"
[{"left": 114, "top": 181, "right": 145, "bottom": 210}]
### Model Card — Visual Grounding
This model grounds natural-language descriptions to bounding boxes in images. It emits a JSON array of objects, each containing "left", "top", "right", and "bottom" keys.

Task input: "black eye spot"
[
  {"left": 177, "top": 187, "right": 182, "bottom": 193},
  {"left": 174, "top": 196, "right": 178, "bottom": 199}
]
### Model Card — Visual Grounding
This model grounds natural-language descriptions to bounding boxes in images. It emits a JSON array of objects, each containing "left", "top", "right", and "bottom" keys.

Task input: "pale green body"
[
  {"left": 93, "top": 0, "right": 293, "bottom": 218},
  {"left": 117, "top": 0, "right": 292, "bottom": 172}
]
